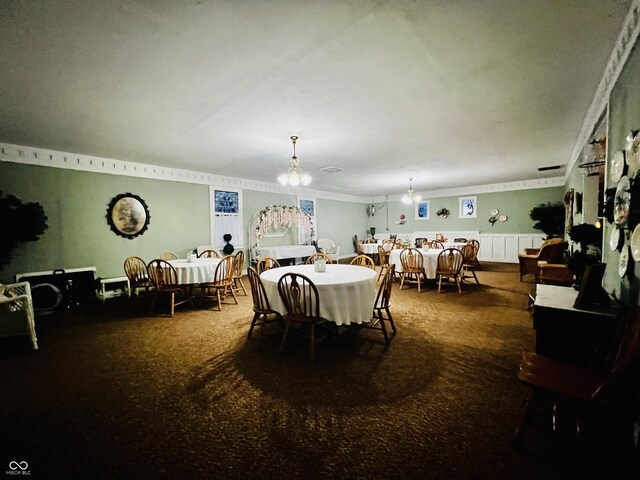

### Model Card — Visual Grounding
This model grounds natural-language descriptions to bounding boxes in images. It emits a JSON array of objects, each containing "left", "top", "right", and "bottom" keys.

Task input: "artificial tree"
[
  {"left": 0, "top": 191, "right": 48, "bottom": 270},
  {"left": 529, "top": 202, "right": 565, "bottom": 239}
]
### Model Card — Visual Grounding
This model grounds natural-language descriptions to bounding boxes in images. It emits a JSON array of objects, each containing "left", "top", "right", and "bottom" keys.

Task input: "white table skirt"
[
  {"left": 389, "top": 248, "right": 443, "bottom": 278},
  {"left": 257, "top": 244, "right": 317, "bottom": 260},
  {"left": 440, "top": 242, "right": 468, "bottom": 250},
  {"left": 167, "top": 258, "right": 221, "bottom": 284},
  {"left": 260, "top": 264, "right": 377, "bottom": 326},
  {"left": 360, "top": 243, "right": 381, "bottom": 255}
]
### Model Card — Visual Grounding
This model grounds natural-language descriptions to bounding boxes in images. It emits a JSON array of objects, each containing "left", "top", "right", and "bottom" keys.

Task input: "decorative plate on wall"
[
  {"left": 609, "top": 227, "right": 622, "bottom": 252},
  {"left": 614, "top": 176, "right": 631, "bottom": 226},
  {"left": 498, "top": 214, "right": 508, "bottom": 222},
  {"left": 610, "top": 150, "right": 626, "bottom": 184},
  {"left": 626, "top": 130, "right": 640, "bottom": 178},
  {"left": 619, "top": 245, "right": 630, "bottom": 278},
  {"left": 490, "top": 208, "right": 499, "bottom": 216},
  {"left": 106, "top": 193, "right": 150, "bottom": 239},
  {"left": 631, "top": 224, "right": 640, "bottom": 262}
]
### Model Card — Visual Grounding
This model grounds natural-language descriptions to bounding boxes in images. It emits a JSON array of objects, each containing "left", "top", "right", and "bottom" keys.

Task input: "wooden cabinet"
[{"left": 531, "top": 284, "right": 620, "bottom": 370}]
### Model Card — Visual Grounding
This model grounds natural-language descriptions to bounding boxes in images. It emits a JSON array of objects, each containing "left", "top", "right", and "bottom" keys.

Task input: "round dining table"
[
  {"left": 167, "top": 258, "right": 222, "bottom": 284},
  {"left": 260, "top": 264, "right": 377, "bottom": 326}
]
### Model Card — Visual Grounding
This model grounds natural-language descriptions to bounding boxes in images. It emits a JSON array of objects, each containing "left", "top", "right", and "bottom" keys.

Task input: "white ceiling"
[{"left": 0, "top": 1, "right": 632, "bottom": 197}]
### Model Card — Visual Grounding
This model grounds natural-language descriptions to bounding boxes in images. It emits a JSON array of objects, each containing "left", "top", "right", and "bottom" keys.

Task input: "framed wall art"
[
  {"left": 415, "top": 200, "right": 430, "bottom": 220},
  {"left": 106, "top": 193, "right": 150, "bottom": 239},
  {"left": 458, "top": 196, "right": 477, "bottom": 219}
]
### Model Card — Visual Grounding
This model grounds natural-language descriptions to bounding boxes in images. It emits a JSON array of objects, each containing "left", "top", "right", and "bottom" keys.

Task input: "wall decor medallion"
[
  {"left": 106, "top": 193, "right": 150, "bottom": 239},
  {"left": 436, "top": 208, "right": 450, "bottom": 219}
]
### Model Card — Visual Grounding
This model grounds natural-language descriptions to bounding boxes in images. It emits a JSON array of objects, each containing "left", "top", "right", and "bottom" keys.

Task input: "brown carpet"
[{"left": 0, "top": 263, "right": 636, "bottom": 479}]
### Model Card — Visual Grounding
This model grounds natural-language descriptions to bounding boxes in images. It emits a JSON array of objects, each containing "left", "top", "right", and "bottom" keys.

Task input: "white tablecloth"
[
  {"left": 389, "top": 248, "right": 444, "bottom": 278},
  {"left": 167, "top": 258, "right": 221, "bottom": 284},
  {"left": 441, "top": 242, "right": 468, "bottom": 250},
  {"left": 260, "top": 264, "right": 377, "bottom": 326},
  {"left": 360, "top": 242, "right": 381, "bottom": 254},
  {"left": 258, "top": 244, "right": 317, "bottom": 260}
]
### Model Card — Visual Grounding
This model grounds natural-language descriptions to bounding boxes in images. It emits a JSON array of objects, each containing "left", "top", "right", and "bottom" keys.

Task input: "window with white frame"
[
  {"left": 210, "top": 186, "right": 244, "bottom": 248},
  {"left": 297, "top": 196, "right": 316, "bottom": 244}
]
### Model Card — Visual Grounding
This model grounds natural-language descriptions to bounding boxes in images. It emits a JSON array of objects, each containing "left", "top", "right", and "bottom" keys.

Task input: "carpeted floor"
[{"left": 0, "top": 263, "right": 636, "bottom": 479}]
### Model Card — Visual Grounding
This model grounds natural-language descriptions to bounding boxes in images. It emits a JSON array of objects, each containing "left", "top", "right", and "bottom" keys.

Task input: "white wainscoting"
[{"left": 477, "top": 234, "right": 545, "bottom": 263}]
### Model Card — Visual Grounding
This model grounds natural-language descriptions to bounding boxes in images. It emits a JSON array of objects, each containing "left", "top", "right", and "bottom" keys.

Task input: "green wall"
[
  {"left": 366, "top": 187, "right": 564, "bottom": 238},
  {"left": 604, "top": 37, "right": 640, "bottom": 308},
  {"left": 0, "top": 161, "right": 369, "bottom": 281},
  {"left": 0, "top": 159, "right": 565, "bottom": 283},
  {"left": 0, "top": 162, "right": 211, "bottom": 280}
]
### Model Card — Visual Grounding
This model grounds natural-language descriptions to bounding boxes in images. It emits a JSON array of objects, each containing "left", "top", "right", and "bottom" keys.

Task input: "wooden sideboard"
[{"left": 531, "top": 284, "right": 621, "bottom": 371}]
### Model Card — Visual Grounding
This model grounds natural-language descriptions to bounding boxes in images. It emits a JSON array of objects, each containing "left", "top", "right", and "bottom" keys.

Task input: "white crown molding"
[
  {"left": 380, "top": 177, "right": 565, "bottom": 203},
  {"left": 565, "top": 0, "right": 640, "bottom": 180},
  {"left": 1, "top": 141, "right": 564, "bottom": 205},
  {"left": 0, "top": 142, "right": 366, "bottom": 203}
]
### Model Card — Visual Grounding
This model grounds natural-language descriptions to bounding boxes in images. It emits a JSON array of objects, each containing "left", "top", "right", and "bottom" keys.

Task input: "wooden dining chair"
[
  {"left": 399, "top": 248, "right": 427, "bottom": 292},
  {"left": 256, "top": 256, "right": 281, "bottom": 274},
  {"left": 146, "top": 259, "right": 193, "bottom": 317},
  {"left": 362, "top": 264, "right": 396, "bottom": 345},
  {"left": 435, "top": 248, "right": 464, "bottom": 294},
  {"left": 514, "top": 308, "right": 640, "bottom": 448},
  {"left": 246, "top": 267, "right": 283, "bottom": 345},
  {"left": 460, "top": 243, "right": 480, "bottom": 284},
  {"left": 350, "top": 254, "right": 376, "bottom": 270},
  {"left": 377, "top": 245, "right": 391, "bottom": 282},
  {"left": 231, "top": 250, "right": 248, "bottom": 296},
  {"left": 277, "top": 272, "right": 331, "bottom": 361},
  {"left": 468, "top": 239, "right": 481, "bottom": 268},
  {"left": 124, "top": 256, "right": 152, "bottom": 298},
  {"left": 158, "top": 251, "right": 179, "bottom": 261},
  {"left": 199, "top": 255, "right": 238, "bottom": 311},
  {"left": 428, "top": 241, "right": 444, "bottom": 249},
  {"left": 305, "top": 252, "right": 333, "bottom": 264},
  {"left": 198, "top": 249, "right": 220, "bottom": 258}
]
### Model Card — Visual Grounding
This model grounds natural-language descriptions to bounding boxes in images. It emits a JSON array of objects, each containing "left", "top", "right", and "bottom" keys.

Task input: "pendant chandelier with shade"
[
  {"left": 401, "top": 177, "right": 422, "bottom": 204},
  {"left": 278, "top": 135, "right": 311, "bottom": 187}
]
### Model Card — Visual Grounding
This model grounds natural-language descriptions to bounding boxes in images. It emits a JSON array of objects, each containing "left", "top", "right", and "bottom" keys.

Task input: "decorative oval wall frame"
[{"left": 106, "top": 193, "right": 150, "bottom": 239}]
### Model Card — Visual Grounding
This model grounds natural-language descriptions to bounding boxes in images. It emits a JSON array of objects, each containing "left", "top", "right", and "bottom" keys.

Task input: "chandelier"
[
  {"left": 277, "top": 135, "right": 311, "bottom": 186},
  {"left": 578, "top": 138, "right": 606, "bottom": 177},
  {"left": 401, "top": 177, "right": 422, "bottom": 204}
]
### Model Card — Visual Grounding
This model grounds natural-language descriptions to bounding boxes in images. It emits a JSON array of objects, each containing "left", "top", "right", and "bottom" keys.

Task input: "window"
[
  {"left": 210, "top": 186, "right": 243, "bottom": 248},
  {"left": 297, "top": 196, "right": 316, "bottom": 244}
]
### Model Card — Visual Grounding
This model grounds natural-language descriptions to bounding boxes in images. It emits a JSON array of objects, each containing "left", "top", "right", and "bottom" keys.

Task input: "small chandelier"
[
  {"left": 578, "top": 138, "right": 606, "bottom": 176},
  {"left": 401, "top": 177, "right": 422, "bottom": 204},
  {"left": 278, "top": 135, "right": 311, "bottom": 186}
]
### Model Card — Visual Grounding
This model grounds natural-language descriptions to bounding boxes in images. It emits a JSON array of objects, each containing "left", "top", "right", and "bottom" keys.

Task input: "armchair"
[
  {"left": 0, "top": 282, "right": 38, "bottom": 349},
  {"left": 518, "top": 238, "right": 568, "bottom": 282},
  {"left": 317, "top": 238, "right": 341, "bottom": 263}
]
